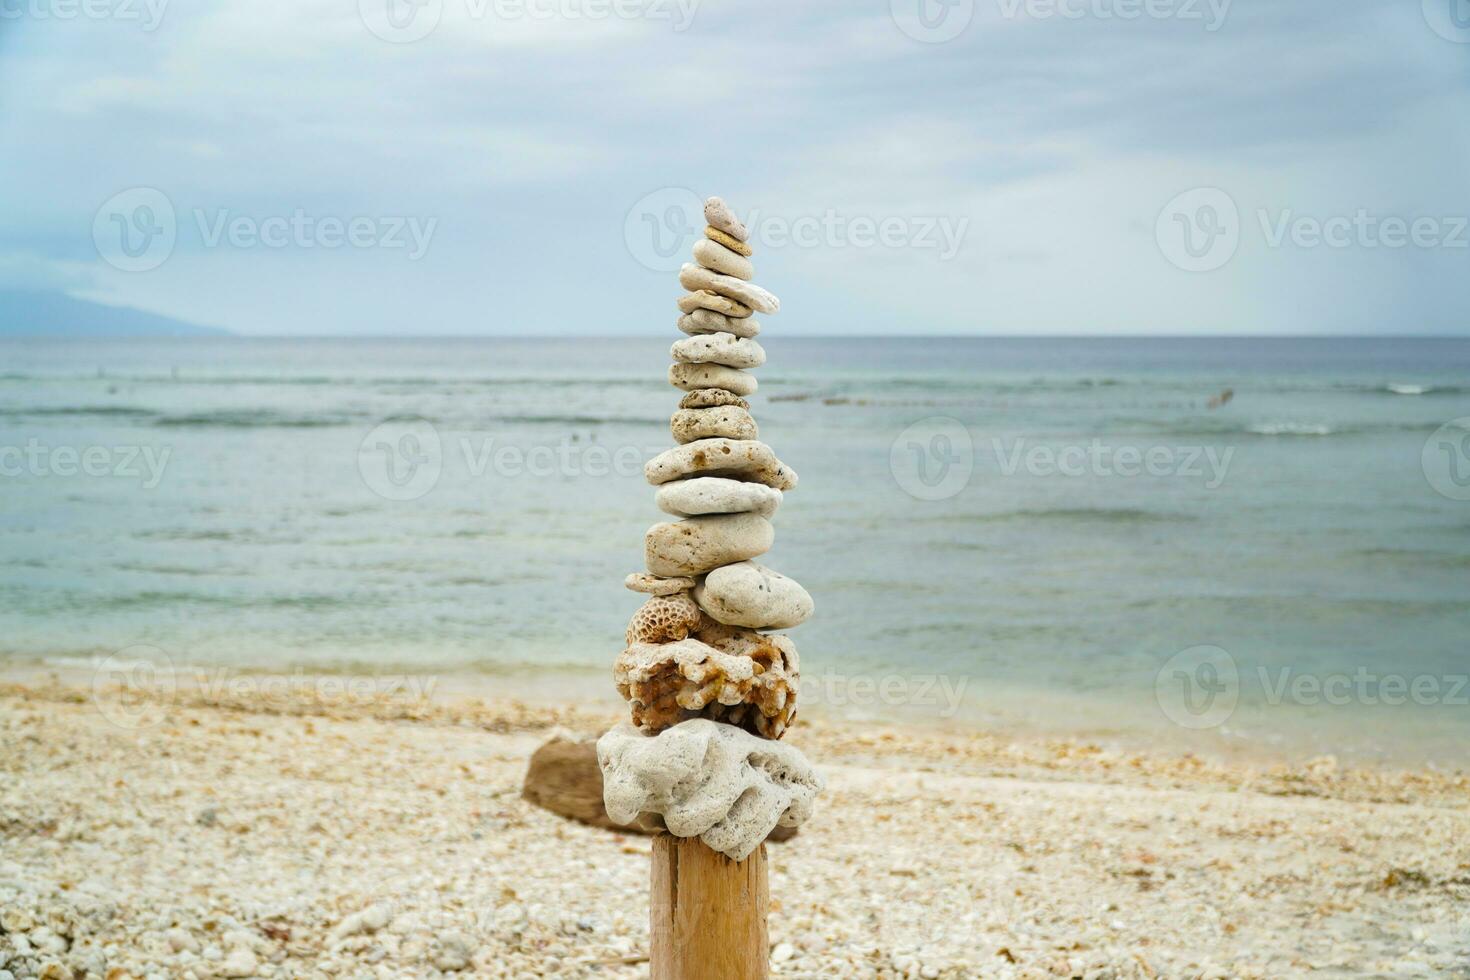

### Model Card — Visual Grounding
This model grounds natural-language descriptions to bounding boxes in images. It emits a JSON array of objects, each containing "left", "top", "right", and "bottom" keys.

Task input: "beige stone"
[
  {"left": 693, "top": 238, "right": 754, "bottom": 281},
  {"left": 679, "top": 264, "right": 779, "bottom": 315},
  {"left": 678, "top": 308, "right": 760, "bottom": 339},
  {"left": 704, "top": 197, "right": 750, "bottom": 242},
  {"left": 671, "top": 333, "right": 766, "bottom": 369},
  {"left": 668, "top": 362, "right": 757, "bottom": 396},
  {"left": 670, "top": 406, "right": 758, "bottom": 444},
  {"left": 644, "top": 513, "right": 773, "bottom": 577},
  {"left": 677, "top": 290, "right": 752, "bottom": 318},
  {"left": 625, "top": 572, "right": 697, "bottom": 596},
  {"left": 644, "top": 439, "right": 798, "bottom": 491}
]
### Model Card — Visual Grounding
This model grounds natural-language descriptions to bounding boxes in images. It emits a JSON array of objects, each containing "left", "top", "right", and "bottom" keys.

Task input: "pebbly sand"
[{"left": 2, "top": 674, "right": 1469, "bottom": 979}]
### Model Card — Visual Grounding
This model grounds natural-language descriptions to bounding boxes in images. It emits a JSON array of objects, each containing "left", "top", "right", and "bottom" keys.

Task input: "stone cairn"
[{"left": 598, "top": 197, "right": 823, "bottom": 872}]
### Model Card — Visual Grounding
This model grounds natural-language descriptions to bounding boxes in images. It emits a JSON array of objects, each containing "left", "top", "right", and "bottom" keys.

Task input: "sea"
[{"left": 2, "top": 336, "right": 1468, "bottom": 765}]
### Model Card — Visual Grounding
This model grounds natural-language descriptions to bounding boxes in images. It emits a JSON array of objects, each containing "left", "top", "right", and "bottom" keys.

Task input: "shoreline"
[
  {"left": 3, "top": 675, "right": 1468, "bottom": 978},
  {"left": 6, "top": 657, "right": 1468, "bottom": 771}
]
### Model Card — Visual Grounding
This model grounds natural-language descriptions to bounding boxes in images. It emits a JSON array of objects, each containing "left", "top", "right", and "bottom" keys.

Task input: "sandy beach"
[{"left": 2, "top": 674, "right": 1468, "bottom": 980}]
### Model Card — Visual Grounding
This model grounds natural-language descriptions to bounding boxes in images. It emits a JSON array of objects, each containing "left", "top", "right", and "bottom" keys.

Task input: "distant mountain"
[{"left": 0, "top": 290, "right": 229, "bottom": 337}]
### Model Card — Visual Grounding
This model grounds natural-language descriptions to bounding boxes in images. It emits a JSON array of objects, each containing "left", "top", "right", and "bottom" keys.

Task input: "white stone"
[
  {"left": 671, "top": 333, "right": 766, "bottom": 369},
  {"left": 679, "top": 308, "right": 760, "bottom": 339},
  {"left": 693, "top": 238, "right": 753, "bottom": 280},
  {"left": 693, "top": 561, "right": 813, "bottom": 630},
  {"left": 597, "top": 719, "right": 823, "bottom": 861},
  {"left": 644, "top": 514, "right": 773, "bottom": 577},
  {"left": 679, "top": 264, "right": 779, "bottom": 315},
  {"left": 645, "top": 439, "right": 797, "bottom": 491},
  {"left": 668, "top": 362, "right": 757, "bottom": 396},
  {"left": 704, "top": 196, "right": 750, "bottom": 242},
  {"left": 656, "top": 477, "right": 782, "bottom": 519}
]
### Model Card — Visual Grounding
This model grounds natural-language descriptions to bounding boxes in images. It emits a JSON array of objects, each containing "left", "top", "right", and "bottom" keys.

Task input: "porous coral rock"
[
  {"left": 678, "top": 387, "right": 750, "bottom": 410},
  {"left": 613, "top": 616, "right": 799, "bottom": 739},
  {"left": 667, "top": 362, "right": 757, "bottom": 396},
  {"left": 670, "top": 406, "right": 758, "bottom": 444},
  {"left": 625, "top": 594, "right": 703, "bottom": 645},
  {"left": 670, "top": 333, "right": 766, "bottom": 369},
  {"left": 597, "top": 719, "right": 822, "bottom": 861}
]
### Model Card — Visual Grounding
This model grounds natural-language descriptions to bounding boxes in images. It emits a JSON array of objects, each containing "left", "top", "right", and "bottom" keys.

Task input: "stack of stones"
[{"left": 616, "top": 196, "right": 813, "bottom": 742}]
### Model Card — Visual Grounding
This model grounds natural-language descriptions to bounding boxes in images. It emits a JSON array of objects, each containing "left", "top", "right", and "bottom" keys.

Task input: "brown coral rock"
[
  {"left": 625, "top": 594, "right": 703, "bottom": 645},
  {"left": 679, "top": 388, "right": 750, "bottom": 411},
  {"left": 613, "top": 615, "right": 799, "bottom": 739},
  {"left": 670, "top": 406, "right": 758, "bottom": 444}
]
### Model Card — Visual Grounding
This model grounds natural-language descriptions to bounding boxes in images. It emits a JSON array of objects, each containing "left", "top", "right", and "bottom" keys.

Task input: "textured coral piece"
[
  {"left": 613, "top": 615, "right": 799, "bottom": 739},
  {"left": 678, "top": 388, "right": 750, "bottom": 411},
  {"left": 597, "top": 719, "right": 823, "bottom": 861},
  {"left": 625, "top": 594, "right": 703, "bottom": 645}
]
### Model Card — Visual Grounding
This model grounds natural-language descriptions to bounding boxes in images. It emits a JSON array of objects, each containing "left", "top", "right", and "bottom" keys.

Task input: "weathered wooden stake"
[{"left": 650, "top": 835, "right": 769, "bottom": 980}]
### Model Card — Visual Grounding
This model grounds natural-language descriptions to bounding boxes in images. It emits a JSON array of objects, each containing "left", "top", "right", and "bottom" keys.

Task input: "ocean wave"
[
  {"left": 152, "top": 409, "right": 361, "bottom": 428},
  {"left": 1247, "top": 421, "right": 1335, "bottom": 437},
  {"left": 0, "top": 405, "right": 157, "bottom": 418}
]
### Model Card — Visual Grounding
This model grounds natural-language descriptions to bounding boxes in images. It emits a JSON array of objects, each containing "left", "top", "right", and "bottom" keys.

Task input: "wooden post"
[{"left": 650, "top": 834, "right": 769, "bottom": 980}]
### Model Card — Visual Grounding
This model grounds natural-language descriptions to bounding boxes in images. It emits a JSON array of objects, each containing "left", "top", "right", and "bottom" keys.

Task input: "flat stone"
[
  {"left": 656, "top": 477, "right": 781, "bottom": 519},
  {"left": 644, "top": 439, "right": 798, "bottom": 491},
  {"left": 644, "top": 513, "right": 773, "bottom": 577},
  {"left": 671, "top": 333, "right": 766, "bottom": 369},
  {"left": 679, "top": 308, "right": 760, "bottom": 339},
  {"left": 668, "top": 362, "right": 757, "bottom": 396},
  {"left": 677, "top": 290, "right": 752, "bottom": 318},
  {"left": 693, "top": 238, "right": 753, "bottom": 280},
  {"left": 679, "top": 388, "right": 749, "bottom": 410},
  {"left": 706, "top": 225, "right": 751, "bottom": 256},
  {"left": 679, "top": 264, "right": 779, "bottom": 315},
  {"left": 598, "top": 720, "right": 822, "bottom": 861},
  {"left": 693, "top": 560, "right": 814, "bottom": 630},
  {"left": 671, "top": 405, "right": 758, "bottom": 444},
  {"left": 625, "top": 572, "right": 697, "bottom": 595},
  {"left": 703, "top": 197, "right": 750, "bottom": 242}
]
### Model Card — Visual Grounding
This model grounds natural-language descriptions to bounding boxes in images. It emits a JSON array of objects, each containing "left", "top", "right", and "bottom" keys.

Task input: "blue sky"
[{"left": 1, "top": 0, "right": 1468, "bottom": 335}]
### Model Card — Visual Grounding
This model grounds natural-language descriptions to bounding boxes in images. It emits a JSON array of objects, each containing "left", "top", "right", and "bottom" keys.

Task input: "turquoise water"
[{"left": 2, "top": 337, "right": 1468, "bottom": 762}]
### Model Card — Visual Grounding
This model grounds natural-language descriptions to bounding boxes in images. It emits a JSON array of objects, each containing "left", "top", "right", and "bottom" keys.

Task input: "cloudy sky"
[{"left": 1, "top": 0, "right": 1468, "bottom": 335}]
